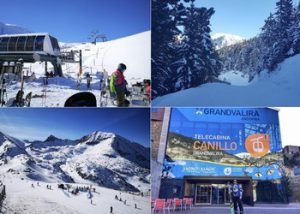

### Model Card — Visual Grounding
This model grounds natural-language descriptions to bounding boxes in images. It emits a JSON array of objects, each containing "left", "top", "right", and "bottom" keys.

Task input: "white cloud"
[{"left": 278, "top": 107, "right": 300, "bottom": 147}]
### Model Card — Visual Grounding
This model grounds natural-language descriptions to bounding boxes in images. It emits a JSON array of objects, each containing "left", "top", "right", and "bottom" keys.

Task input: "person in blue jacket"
[{"left": 229, "top": 179, "right": 244, "bottom": 214}]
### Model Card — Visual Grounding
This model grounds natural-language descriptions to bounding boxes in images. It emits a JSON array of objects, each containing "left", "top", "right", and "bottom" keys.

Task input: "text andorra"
[
  {"left": 193, "top": 141, "right": 238, "bottom": 151},
  {"left": 200, "top": 108, "right": 260, "bottom": 117}
]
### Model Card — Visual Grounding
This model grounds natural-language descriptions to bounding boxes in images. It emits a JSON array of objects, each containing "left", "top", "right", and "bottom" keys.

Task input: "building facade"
[{"left": 152, "top": 107, "right": 288, "bottom": 205}]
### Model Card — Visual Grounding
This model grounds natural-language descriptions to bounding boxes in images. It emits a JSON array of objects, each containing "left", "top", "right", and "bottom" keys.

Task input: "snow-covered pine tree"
[
  {"left": 263, "top": 0, "right": 294, "bottom": 71},
  {"left": 179, "top": 0, "right": 221, "bottom": 89},
  {"left": 289, "top": 1, "right": 300, "bottom": 54},
  {"left": 260, "top": 13, "right": 279, "bottom": 71},
  {"left": 152, "top": 0, "right": 188, "bottom": 98},
  {"left": 152, "top": 0, "right": 181, "bottom": 98}
]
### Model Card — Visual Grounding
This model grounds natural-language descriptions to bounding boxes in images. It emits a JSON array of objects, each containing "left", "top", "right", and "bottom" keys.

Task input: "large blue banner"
[{"left": 164, "top": 108, "right": 284, "bottom": 180}]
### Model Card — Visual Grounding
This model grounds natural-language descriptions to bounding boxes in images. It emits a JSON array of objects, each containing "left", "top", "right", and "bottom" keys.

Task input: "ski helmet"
[{"left": 118, "top": 63, "right": 127, "bottom": 71}]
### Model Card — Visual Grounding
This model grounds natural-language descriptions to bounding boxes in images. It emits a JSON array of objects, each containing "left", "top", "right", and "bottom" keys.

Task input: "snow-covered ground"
[
  {"left": 153, "top": 54, "right": 300, "bottom": 106},
  {"left": 218, "top": 70, "right": 250, "bottom": 86},
  {"left": 1, "top": 178, "right": 150, "bottom": 214},
  {"left": 3, "top": 31, "right": 150, "bottom": 107},
  {"left": 0, "top": 131, "right": 150, "bottom": 213}
]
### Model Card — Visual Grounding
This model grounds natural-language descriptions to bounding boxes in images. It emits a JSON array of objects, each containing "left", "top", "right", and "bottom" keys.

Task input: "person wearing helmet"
[{"left": 110, "top": 63, "right": 130, "bottom": 107}]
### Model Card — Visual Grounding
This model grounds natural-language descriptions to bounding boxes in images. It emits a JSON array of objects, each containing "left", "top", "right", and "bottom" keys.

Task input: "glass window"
[
  {"left": 25, "top": 36, "right": 35, "bottom": 51},
  {"left": 0, "top": 37, "right": 9, "bottom": 51},
  {"left": 8, "top": 37, "right": 18, "bottom": 51},
  {"left": 34, "top": 36, "right": 44, "bottom": 51},
  {"left": 50, "top": 36, "right": 60, "bottom": 51},
  {"left": 16, "top": 36, "right": 26, "bottom": 51}
]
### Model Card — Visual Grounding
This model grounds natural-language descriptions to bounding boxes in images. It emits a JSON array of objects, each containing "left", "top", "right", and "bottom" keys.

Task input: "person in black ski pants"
[{"left": 229, "top": 179, "right": 244, "bottom": 214}]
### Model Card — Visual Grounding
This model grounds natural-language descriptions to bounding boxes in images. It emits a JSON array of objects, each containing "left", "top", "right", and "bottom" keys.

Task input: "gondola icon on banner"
[{"left": 245, "top": 134, "right": 270, "bottom": 158}]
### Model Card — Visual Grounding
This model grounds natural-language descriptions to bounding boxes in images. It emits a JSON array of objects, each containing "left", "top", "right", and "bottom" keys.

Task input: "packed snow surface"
[
  {"left": 153, "top": 54, "right": 300, "bottom": 106},
  {"left": 218, "top": 70, "right": 250, "bottom": 86},
  {"left": 1, "top": 178, "right": 149, "bottom": 214}
]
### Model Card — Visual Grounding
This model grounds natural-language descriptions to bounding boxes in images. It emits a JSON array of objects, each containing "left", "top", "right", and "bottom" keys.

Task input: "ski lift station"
[
  {"left": 152, "top": 107, "right": 288, "bottom": 206},
  {"left": 0, "top": 31, "right": 150, "bottom": 107},
  {"left": 0, "top": 33, "right": 63, "bottom": 76}
]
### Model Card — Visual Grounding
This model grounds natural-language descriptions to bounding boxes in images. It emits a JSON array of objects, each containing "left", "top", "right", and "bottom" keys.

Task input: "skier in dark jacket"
[
  {"left": 109, "top": 63, "right": 130, "bottom": 107},
  {"left": 86, "top": 73, "right": 92, "bottom": 89},
  {"left": 229, "top": 179, "right": 244, "bottom": 214}
]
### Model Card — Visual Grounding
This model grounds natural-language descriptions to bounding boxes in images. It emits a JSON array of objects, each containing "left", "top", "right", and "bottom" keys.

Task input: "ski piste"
[{"left": 0, "top": 31, "right": 150, "bottom": 107}]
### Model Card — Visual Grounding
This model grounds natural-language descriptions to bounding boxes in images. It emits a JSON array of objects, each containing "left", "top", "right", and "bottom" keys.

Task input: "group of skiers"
[{"left": 72, "top": 63, "right": 151, "bottom": 107}]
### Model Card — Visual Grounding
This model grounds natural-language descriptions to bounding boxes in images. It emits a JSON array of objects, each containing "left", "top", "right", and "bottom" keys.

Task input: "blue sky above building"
[{"left": 1, "top": 0, "right": 150, "bottom": 42}]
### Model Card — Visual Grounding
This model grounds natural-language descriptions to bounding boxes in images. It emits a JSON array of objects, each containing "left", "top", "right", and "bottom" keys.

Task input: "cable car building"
[
  {"left": 0, "top": 33, "right": 62, "bottom": 76},
  {"left": 156, "top": 108, "right": 287, "bottom": 205}
]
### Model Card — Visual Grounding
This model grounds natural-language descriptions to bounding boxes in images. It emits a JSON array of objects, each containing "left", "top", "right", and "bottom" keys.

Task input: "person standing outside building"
[
  {"left": 110, "top": 63, "right": 130, "bottom": 107},
  {"left": 229, "top": 179, "right": 244, "bottom": 214}
]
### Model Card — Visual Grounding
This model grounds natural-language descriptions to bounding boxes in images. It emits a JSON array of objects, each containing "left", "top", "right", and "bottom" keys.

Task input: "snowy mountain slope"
[
  {"left": 59, "top": 31, "right": 150, "bottom": 83},
  {"left": 0, "top": 131, "right": 150, "bottom": 192},
  {"left": 212, "top": 33, "right": 245, "bottom": 49},
  {"left": 153, "top": 53, "right": 300, "bottom": 106},
  {"left": 5, "top": 31, "right": 150, "bottom": 107},
  {"left": 0, "top": 132, "right": 30, "bottom": 164},
  {"left": 0, "top": 22, "right": 32, "bottom": 35},
  {"left": 62, "top": 131, "right": 150, "bottom": 192},
  {"left": 2, "top": 178, "right": 150, "bottom": 214}
]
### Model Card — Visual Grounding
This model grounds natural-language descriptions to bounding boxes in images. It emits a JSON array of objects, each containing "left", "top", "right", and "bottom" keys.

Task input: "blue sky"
[
  {"left": 1, "top": 0, "right": 150, "bottom": 42},
  {"left": 195, "top": 0, "right": 300, "bottom": 38},
  {"left": 0, "top": 108, "right": 150, "bottom": 147}
]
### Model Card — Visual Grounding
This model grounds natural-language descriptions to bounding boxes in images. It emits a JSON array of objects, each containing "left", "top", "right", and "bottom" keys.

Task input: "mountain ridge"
[{"left": 0, "top": 130, "right": 150, "bottom": 192}]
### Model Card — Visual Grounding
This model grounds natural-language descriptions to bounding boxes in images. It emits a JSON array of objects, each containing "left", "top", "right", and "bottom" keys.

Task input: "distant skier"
[
  {"left": 86, "top": 73, "right": 92, "bottom": 89},
  {"left": 109, "top": 63, "right": 130, "bottom": 107},
  {"left": 110, "top": 206, "right": 113, "bottom": 213},
  {"left": 229, "top": 179, "right": 244, "bottom": 214}
]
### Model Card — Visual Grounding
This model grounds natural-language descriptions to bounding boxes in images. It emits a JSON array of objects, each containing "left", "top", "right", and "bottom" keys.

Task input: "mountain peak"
[
  {"left": 77, "top": 131, "right": 115, "bottom": 145},
  {"left": 212, "top": 33, "right": 245, "bottom": 49},
  {"left": 44, "top": 135, "right": 61, "bottom": 142}
]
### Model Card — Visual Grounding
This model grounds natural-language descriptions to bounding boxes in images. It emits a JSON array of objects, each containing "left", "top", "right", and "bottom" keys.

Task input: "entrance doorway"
[
  {"left": 195, "top": 184, "right": 212, "bottom": 205},
  {"left": 195, "top": 184, "right": 231, "bottom": 205},
  {"left": 212, "top": 184, "right": 231, "bottom": 204}
]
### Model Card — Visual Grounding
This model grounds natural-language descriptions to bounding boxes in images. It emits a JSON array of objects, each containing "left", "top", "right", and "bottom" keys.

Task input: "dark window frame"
[
  {"left": 8, "top": 36, "right": 18, "bottom": 51},
  {"left": 25, "top": 36, "right": 36, "bottom": 51},
  {"left": 16, "top": 36, "right": 26, "bottom": 51},
  {"left": 34, "top": 36, "right": 45, "bottom": 51}
]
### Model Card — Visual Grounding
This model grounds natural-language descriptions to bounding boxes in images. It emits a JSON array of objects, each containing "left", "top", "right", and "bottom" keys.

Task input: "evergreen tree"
[
  {"left": 290, "top": 1, "right": 300, "bottom": 54},
  {"left": 179, "top": 0, "right": 221, "bottom": 89},
  {"left": 152, "top": 0, "right": 180, "bottom": 98},
  {"left": 263, "top": 0, "right": 294, "bottom": 71}
]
